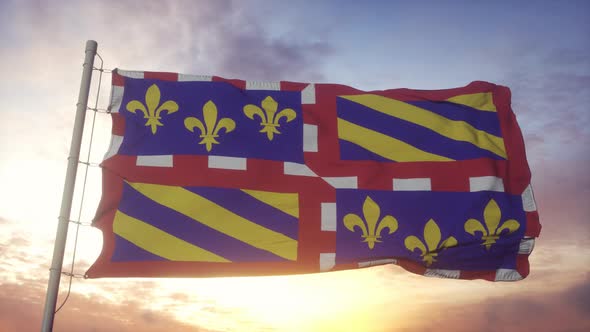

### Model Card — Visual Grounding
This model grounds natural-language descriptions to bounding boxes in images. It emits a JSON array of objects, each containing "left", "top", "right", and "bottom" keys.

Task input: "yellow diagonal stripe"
[
  {"left": 113, "top": 210, "right": 230, "bottom": 262},
  {"left": 341, "top": 94, "right": 507, "bottom": 158},
  {"left": 447, "top": 92, "right": 496, "bottom": 112},
  {"left": 128, "top": 182, "right": 298, "bottom": 261},
  {"left": 241, "top": 189, "right": 299, "bottom": 218},
  {"left": 338, "top": 118, "right": 453, "bottom": 162}
]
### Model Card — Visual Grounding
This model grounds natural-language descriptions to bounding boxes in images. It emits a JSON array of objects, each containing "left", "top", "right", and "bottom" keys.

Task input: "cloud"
[
  {"left": 101, "top": 0, "right": 335, "bottom": 81},
  {"left": 202, "top": 19, "right": 333, "bottom": 81},
  {"left": 6, "top": 235, "right": 29, "bottom": 247},
  {"left": 562, "top": 275, "right": 590, "bottom": 314},
  {"left": 401, "top": 275, "right": 590, "bottom": 332},
  {"left": 0, "top": 0, "right": 333, "bottom": 82},
  {"left": 543, "top": 48, "right": 590, "bottom": 68},
  {"left": 526, "top": 158, "right": 590, "bottom": 244},
  {"left": 0, "top": 233, "right": 49, "bottom": 283},
  {"left": 499, "top": 46, "right": 590, "bottom": 162},
  {"left": 0, "top": 282, "right": 213, "bottom": 332}
]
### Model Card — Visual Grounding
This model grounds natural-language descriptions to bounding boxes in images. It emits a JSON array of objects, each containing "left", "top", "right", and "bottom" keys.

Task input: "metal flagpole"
[{"left": 40, "top": 40, "right": 98, "bottom": 332}]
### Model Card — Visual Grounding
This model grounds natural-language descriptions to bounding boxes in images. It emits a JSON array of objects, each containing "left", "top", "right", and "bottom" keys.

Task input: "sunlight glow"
[{"left": 165, "top": 271, "right": 405, "bottom": 332}]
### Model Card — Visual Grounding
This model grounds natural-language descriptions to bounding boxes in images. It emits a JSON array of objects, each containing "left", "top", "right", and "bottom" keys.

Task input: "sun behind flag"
[{"left": 87, "top": 69, "right": 540, "bottom": 281}]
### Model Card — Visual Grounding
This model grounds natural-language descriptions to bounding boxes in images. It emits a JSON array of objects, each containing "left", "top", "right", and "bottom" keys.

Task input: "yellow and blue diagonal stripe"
[
  {"left": 111, "top": 181, "right": 299, "bottom": 263},
  {"left": 337, "top": 93, "right": 507, "bottom": 162}
]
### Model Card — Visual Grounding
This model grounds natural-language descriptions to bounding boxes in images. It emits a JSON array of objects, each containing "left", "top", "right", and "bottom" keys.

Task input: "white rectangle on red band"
[
  {"left": 104, "top": 135, "right": 123, "bottom": 160},
  {"left": 178, "top": 74, "right": 212, "bottom": 82},
  {"left": 301, "top": 84, "right": 316, "bottom": 104},
  {"left": 519, "top": 238, "right": 535, "bottom": 254},
  {"left": 246, "top": 81, "right": 281, "bottom": 90},
  {"left": 284, "top": 162, "right": 318, "bottom": 177},
  {"left": 109, "top": 86, "right": 124, "bottom": 113},
  {"left": 319, "top": 253, "right": 335, "bottom": 271},
  {"left": 323, "top": 177, "right": 357, "bottom": 189},
  {"left": 521, "top": 184, "right": 537, "bottom": 211},
  {"left": 136, "top": 155, "right": 173, "bottom": 167},
  {"left": 117, "top": 69, "right": 144, "bottom": 79},
  {"left": 358, "top": 259, "right": 396, "bottom": 268},
  {"left": 321, "top": 203, "right": 337, "bottom": 231},
  {"left": 208, "top": 156, "right": 247, "bottom": 170},
  {"left": 469, "top": 176, "right": 505, "bottom": 192},
  {"left": 495, "top": 268, "right": 523, "bottom": 281},
  {"left": 304, "top": 124, "right": 318, "bottom": 152},
  {"left": 425, "top": 269, "right": 460, "bottom": 279},
  {"left": 393, "top": 178, "right": 432, "bottom": 191}
]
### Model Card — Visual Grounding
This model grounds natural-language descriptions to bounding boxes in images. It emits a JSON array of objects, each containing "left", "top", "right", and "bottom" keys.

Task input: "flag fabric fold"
[{"left": 87, "top": 69, "right": 540, "bottom": 281}]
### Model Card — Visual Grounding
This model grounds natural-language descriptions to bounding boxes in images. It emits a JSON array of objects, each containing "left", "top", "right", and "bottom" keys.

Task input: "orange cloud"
[
  {"left": 0, "top": 282, "right": 210, "bottom": 332},
  {"left": 401, "top": 275, "right": 590, "bottom": 332},
  {"left": 2, "top": 272, "right": 588, "bottom": 332}
]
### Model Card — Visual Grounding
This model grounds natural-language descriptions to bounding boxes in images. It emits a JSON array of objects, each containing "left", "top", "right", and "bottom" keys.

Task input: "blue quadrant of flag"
[
  {"left": 117, "top": 78, "right": 304, "bottom": 162},
  {"left": 335, "top": 189, "right": 525, "bottom": 270}
]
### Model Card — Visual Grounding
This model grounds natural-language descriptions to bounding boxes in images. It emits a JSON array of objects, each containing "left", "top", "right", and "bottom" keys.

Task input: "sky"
[{"left": 0, "top": 0, "right": 589, "bottom": 331}]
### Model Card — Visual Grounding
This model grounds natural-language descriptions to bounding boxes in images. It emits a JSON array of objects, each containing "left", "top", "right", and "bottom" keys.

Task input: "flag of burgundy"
[{"left": 86, "top": 69, "right": 541, "bottom": 281}]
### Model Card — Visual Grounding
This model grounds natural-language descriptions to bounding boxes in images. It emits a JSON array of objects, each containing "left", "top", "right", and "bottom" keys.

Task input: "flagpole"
[{"left": 41, "top": 40, "right": 98, "bottom": 332}]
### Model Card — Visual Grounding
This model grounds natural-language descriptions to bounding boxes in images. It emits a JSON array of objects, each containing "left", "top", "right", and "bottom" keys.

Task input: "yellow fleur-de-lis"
[
  {"left": 126, "top": 84, "right": 179, "bottom": 134},
  {"left": 343, "top": 196, "right": 398, "bottom": 250},
  {"left": 184, "top": 100, "right": 236, "bottom": 152},
  {"left": 464, "top": 199, "right": 520, "bottom": 250},
  {"left": 405, "top": 219, "right": 457, "bottom": 266},
  {"left": 243, "top": 96, "right": 297, "bottom": 140}
]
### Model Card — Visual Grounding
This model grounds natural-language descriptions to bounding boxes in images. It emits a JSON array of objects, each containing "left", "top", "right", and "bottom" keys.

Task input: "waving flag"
[{"left": 87, "top": 69, "right": 540, "bottom": 281}]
